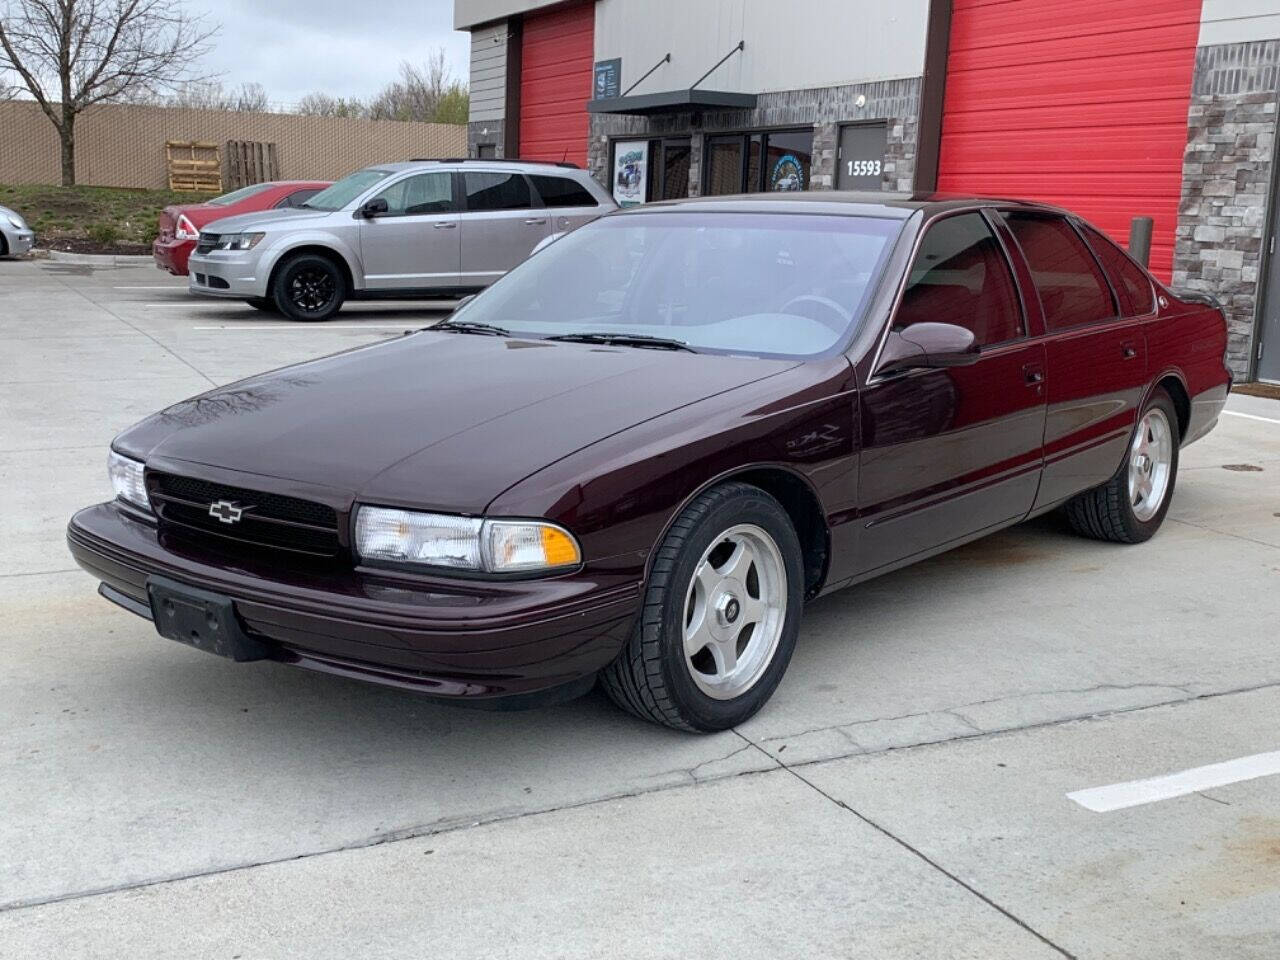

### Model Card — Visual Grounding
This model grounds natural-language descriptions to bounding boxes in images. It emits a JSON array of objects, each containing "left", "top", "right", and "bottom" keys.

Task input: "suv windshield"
[
  {"left": 452, "top": 212, "right": 901, "bottom": 358},
  {"left": 207, "top": 184, "right": 274, "bottom": 206},
  {"left": 302, "top": 169, "right": 394, "bottom": 211}
]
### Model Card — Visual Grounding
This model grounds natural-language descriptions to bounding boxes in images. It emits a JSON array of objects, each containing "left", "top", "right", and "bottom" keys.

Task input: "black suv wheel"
[{"left": 272, "top": 253, "right": 346, "bottom": 322}]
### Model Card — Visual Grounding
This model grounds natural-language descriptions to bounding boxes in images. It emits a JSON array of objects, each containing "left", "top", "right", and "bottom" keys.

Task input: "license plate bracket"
[{"left": 146, "top": 575, "right": 270, "bottom": 661}]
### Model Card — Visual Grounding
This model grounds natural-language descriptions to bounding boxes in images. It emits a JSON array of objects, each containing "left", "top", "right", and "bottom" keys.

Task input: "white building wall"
[
  {"left": 1200, "top": 0, "right": 1280, "bottom": 45},
  {"left": 593, "top": 0, "right": 928, "bottom": 96}
]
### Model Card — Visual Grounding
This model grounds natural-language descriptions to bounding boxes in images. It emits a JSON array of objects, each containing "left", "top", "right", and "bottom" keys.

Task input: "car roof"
[
  {"left": 370, "top": 159, "right": 590, "bottom": 175},
  {"left": 624, "top": 191, "right": 1074, "bottom": 220}
]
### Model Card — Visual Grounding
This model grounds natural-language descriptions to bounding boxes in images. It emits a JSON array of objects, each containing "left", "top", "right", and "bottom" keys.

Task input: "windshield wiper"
[
  {"left": 545, "top": 332, "right": 693, "bottom": 352},
  {"left": 433, "top": 320, "right": 510, "bottom": 337}
]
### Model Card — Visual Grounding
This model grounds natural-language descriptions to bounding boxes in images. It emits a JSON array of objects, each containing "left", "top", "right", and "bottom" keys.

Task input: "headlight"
[
  {"left": 108, "top": 450, "right": 150, "bottom": 511},
  {"left": 6, "top": 214, "right": 24, "bottom": 230},
  {"left": 211, "top": 232, "right": 264, "bottom": 251},
  {"left": 354, "top": 507, "right": 581, "bottom": 574}
]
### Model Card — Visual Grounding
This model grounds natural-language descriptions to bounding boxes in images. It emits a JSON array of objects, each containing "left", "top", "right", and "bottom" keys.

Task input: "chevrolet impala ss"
[{"left": 67, "top": 194, "right": 1231, "bottom": 731}]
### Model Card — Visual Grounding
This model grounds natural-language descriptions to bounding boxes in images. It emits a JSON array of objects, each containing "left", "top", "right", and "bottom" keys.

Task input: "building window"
[{"left": 704, "top": 129, "right": 814, "bottom": 196}]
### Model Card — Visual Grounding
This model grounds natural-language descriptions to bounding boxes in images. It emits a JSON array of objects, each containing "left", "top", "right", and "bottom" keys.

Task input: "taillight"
[{"left": 176, "top": 215, "right": 199, "bottom": 240}]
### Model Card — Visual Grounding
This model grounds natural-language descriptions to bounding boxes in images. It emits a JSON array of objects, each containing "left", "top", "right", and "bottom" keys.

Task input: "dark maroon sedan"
[{"left": 68, "top": 194, "right": 1230, "bottom": 731}]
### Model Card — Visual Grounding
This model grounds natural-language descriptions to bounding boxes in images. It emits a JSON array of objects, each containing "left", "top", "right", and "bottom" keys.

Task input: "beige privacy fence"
[{"left": 0, "top": 100, "right": 466, "bottom": 188}]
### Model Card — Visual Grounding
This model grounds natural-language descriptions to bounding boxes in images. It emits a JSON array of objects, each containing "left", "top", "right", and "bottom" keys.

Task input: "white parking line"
[
  {"left": 112, "top": 285, "right": 182, "bottom": 290},
  {"left": 1067, "top": 750, "right": 1280, "bottom": 812},
  {"left": 1222, "top": 410, "right": 1280, "bottom": 425},
  {"left": 192, "top": 324, "right": 420, "bottom": 331}
]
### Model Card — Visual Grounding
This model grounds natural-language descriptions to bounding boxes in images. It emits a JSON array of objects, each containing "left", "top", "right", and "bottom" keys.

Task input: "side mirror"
[
  {"left": 877, "top": 322, "right": 979, "bottom": 376},
  {"left": 360, "top": 197, "right": 389, "bottom": 218}
]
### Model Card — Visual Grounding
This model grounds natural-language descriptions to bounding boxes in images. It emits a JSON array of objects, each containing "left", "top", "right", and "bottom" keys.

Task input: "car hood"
[
  {"left": 200, "top": 207, "right": 328, "bottom": 234},
  {"left": 121, "top": 332, "right": 798, "bottom": 514}
]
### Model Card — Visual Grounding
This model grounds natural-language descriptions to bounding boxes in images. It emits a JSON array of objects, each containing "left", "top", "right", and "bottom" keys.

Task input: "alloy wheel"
[
  {"left": 682, "top": 523, "right": 787, "bottom": 700},
  {"left": 1129, "top": 406, "right": 1173, "bottom": 522},
  {"left": 289, "top": 267, "right": 337, "bottom": 314}
]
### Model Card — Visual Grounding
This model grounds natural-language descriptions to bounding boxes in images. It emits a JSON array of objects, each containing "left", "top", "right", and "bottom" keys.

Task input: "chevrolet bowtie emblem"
[{"left": 209, "top": 500, "right": 246, "bottom": 524}]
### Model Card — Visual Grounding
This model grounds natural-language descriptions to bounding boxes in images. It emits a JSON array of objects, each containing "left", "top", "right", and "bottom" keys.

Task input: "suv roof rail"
[{"left": 409, "top": 157, "right": 581, "bottom": 170}]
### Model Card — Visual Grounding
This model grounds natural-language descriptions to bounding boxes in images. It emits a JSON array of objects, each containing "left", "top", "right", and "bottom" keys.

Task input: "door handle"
[
  {"left": 433, "top": 221, "right": 457, "bottom": 230},
  {"left": 1023, "top": 364, "right": 1045, "bottom": 385},
  {"left": 1121, "top": 342, "right": 1137, "bottom": 359},
  {"left": 524, "top": 218, "right": 548, "bottom": 226}
]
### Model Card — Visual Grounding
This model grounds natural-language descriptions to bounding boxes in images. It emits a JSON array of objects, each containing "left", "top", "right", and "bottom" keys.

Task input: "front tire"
[
  {"left": 271, "top": 253, "right": 346, "bottom": 322},
  {"left": 1064, "top": 388, "right": 1180, "bottom": 543},
  {"left": 602, "top": 482, "right": 805, "bottom": 732}
]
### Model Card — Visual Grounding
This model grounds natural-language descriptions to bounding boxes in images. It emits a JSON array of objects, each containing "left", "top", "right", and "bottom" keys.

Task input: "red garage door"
[
  {"left": 937, "top": 0, "right": 1200, "bottom": 281},
  {"left": 520, "top": 2, "right": 594, "bottom": 168}
]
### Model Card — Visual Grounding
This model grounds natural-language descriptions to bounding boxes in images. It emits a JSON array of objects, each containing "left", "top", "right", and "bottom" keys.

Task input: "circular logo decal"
[{"left": 770, "top": 154, "right": 806, "bottom": 192}]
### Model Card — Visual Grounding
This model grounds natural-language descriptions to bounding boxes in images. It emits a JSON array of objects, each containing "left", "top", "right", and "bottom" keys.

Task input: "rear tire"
[
  {"left": 247, "top": 297, "right": 277, "bottom": 313},
  {"left": 601, "top": 482, "right": 805, "bottom": 732},
  {"left": 271, "top": 253, "right": 346, "bottom": 322},
  {"left": 1064, "top": 388, "right": 1180, "bottom": 544}
]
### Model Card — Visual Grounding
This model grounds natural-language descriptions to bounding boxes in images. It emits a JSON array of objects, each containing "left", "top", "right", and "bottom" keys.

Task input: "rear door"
[
  {"left": 528, "top": 173, "right": 606, "bottom": 236},
  {"left": 359, "top": 171, "right": 461, "bottom": 291},
  {"left": 855, "top": 211, "right": 1047, "bottom": 575},
  {"left": 999, "top": 211, "right": 1150, "bottom": 508},
  {"left": 459, "top": 171, "right": 547, "bottom": 287}
]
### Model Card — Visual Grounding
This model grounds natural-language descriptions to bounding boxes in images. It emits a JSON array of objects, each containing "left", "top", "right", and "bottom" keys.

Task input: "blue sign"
[{"left": 594, "top": 59, "right": 621, "bottom": 100}]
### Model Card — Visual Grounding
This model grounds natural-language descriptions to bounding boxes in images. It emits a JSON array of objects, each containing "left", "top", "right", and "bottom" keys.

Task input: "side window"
[
  {"left": 372, "top": 173, "right": 455, "bottom": 216},
  {"left": 463, "top": 172, "right": 532, "bottom": 212},
  {"left": 894, "top": 213, "right": 1024, "bottom": 347},
  {"left": 529, "top": 175, "right": 599, "bottom": 208},
  {"left": 1002, "top": 213, "right": 1116, "bottom": 331},
  {"left": 277, "top": 188, "right": 322, "bottom": 209},
  {"left": 1080, "top": 224, "right": 1156, "bottom": 316}
]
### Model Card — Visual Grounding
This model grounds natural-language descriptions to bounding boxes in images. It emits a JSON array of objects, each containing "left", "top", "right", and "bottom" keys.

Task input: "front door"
[
  {"left": 836, "top": 122, "right": 889, "bottom": 191},
  {"left": 1261, "top": 220, "right": 1280, "bottom": 382},
  {"left": 459, "top": 170, "right": 549, "bottom": 287},
  {"left": 358, "top": 171, "right": 460, "bottom": 291},
  {"left": 855, "top": 211, "right": 1047, "bottom": 577}
]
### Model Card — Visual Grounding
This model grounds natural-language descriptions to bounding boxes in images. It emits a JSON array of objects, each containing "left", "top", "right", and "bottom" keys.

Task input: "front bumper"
[
  {"left": 187, "top": 251, "right": 267, "bottom": 298},
  {"left": 67, "top": 502, "right": 640, "bottom": 703},
  {"left": 2, "top": 226, "right": 34, "bottom": 256}
]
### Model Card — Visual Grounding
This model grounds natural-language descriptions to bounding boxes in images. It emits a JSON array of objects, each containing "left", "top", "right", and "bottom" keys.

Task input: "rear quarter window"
[
  {"left": 530, "top": 175, "right": 599, "bottom": 208},
  {"left": 1080, "top": 224, "right": 1156, "bottom": 316}
]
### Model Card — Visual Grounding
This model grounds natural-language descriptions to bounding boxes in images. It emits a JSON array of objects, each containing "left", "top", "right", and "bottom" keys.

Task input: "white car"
[{"left": 0, "top": 204, "right": 35, "bottom": 257}]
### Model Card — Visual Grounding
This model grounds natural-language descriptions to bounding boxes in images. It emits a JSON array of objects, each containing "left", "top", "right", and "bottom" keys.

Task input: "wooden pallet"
[
  {"left": 225, "top": 140, "right": 280, "bottom": 190},
  {"left": 166, "top": 140, "right": 222, "bottom": 193}
]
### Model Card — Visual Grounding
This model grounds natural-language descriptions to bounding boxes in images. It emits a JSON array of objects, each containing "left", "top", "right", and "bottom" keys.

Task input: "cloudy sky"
[{"left": 188, "top": 0, "right": 470, "bottom": 109}]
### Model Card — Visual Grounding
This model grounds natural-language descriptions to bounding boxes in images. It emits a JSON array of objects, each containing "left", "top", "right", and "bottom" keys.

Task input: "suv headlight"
[
  {"left": 354, "top": 507, "right": 581, "bottom": 574},
  {"left": 210, "top": 232, "right": 265, "bottom": 251},
  {"left": 108, "top": 450, "right": 150, "bottom": 511}
]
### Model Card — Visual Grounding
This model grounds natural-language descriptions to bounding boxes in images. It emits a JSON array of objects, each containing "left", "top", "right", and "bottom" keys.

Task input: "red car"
[{"left": 153, "top": 180, "right": 330, "bottom": 276}]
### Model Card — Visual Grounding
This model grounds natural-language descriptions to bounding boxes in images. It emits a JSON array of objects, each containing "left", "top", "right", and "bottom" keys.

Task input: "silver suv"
[{"left": 187, "top": 159, "right": 616, "bottom": 321}]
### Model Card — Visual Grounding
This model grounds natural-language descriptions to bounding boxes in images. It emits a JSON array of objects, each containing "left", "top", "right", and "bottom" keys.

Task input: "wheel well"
[
  {"left": 1155, "top": 375, "right": 1190, "bottom": 440},
  {"left": 731, "top": 468, "right": 829, "bottom": 599},
  {"left": 268, "top": 245, "right": 353, "bottom": 296},
  {"left": 0, "top": 231, "right": 8, "bottom": 257}
]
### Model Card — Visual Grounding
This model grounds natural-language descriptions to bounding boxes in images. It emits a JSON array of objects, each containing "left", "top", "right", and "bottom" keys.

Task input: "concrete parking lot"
[{"left": 2, "top": 255, "right": 1278, "bottom": 958}]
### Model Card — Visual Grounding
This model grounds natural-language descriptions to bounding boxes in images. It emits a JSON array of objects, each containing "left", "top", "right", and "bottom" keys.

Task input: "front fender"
[{"left": 258, "top": 233, "right": 365, "bottom": 291}]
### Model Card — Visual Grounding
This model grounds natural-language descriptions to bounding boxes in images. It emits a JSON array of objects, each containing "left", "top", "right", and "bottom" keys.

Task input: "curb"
[{"left": 39, "top": 248, "right": 152, "bottom": 266}]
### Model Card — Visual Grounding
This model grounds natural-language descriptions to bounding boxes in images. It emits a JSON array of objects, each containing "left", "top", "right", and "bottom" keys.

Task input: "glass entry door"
[{"left": 655, "top": 138, "right": 692, "bottom": 200}]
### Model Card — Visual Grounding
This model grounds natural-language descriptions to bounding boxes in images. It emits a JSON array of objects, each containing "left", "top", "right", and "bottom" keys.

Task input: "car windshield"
[
  {"left": 301, "top": 169, "right": 394, "bottom": 211},
  {"left": 207, "top": 184, "right": 273, "bottom": 206},
  {"left": 452, "top": 212, "right": 902, "bottom": 358}
]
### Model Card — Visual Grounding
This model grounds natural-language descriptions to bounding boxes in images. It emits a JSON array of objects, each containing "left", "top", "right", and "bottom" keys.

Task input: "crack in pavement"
[
  {"left": 5, "top": 677, "right": 1278, "bottom": 918},
  {"left": 1168, "top": 516, "right": 1280, "bottom": 552}
]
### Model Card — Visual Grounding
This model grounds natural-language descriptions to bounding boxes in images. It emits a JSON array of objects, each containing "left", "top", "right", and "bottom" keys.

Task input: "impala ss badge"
[{"left": 208, "top": 500, "right": 246, "bottom": 524}]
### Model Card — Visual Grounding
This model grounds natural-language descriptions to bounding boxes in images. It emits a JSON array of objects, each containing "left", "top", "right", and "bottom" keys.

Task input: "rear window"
[
  {"left": 1001, "top": 213, "right": 1116, "bottom": 331},
  {"left": 1080, "top": 224, "right": 1156, "bottom": 316},
  {"left": 464, "top": 172, "right": 532, "bottom": 212},
  {"left": 208, "top": 184, "right": 273, "bottom": 206},
  {"left": 530, "top": 175, "right": 599, "bottom": 208}
]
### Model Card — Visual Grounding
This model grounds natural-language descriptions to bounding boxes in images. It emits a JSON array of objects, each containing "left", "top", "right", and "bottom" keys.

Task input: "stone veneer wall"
[
  {"left": 586, "top": 77, "right": 922, "bottom": 198},
  {"left": 468, "top": 119, "right": 508, "bottom": 158},
  {"left": 1172, "top": 40, "right": 1280, "bottom": 378}
]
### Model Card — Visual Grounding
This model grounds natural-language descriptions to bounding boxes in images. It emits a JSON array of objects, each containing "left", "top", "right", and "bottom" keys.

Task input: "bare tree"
[
  {"left": 296, "top": 90, "right": 366, "bottom": 119},
  {"left": 367, "top": 51, "right": 468, "bottom": 124},
  {"left": 168, "top": 79, "right": 268, "bottom": 112},
  {"left": 0, "top": 0, "right": 216, "bottom": 185}
]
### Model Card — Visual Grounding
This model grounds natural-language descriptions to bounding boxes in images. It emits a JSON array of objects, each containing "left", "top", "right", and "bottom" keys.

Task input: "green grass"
[{"left": 0, "top": 183, "right": 210, "bottom": 250}]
